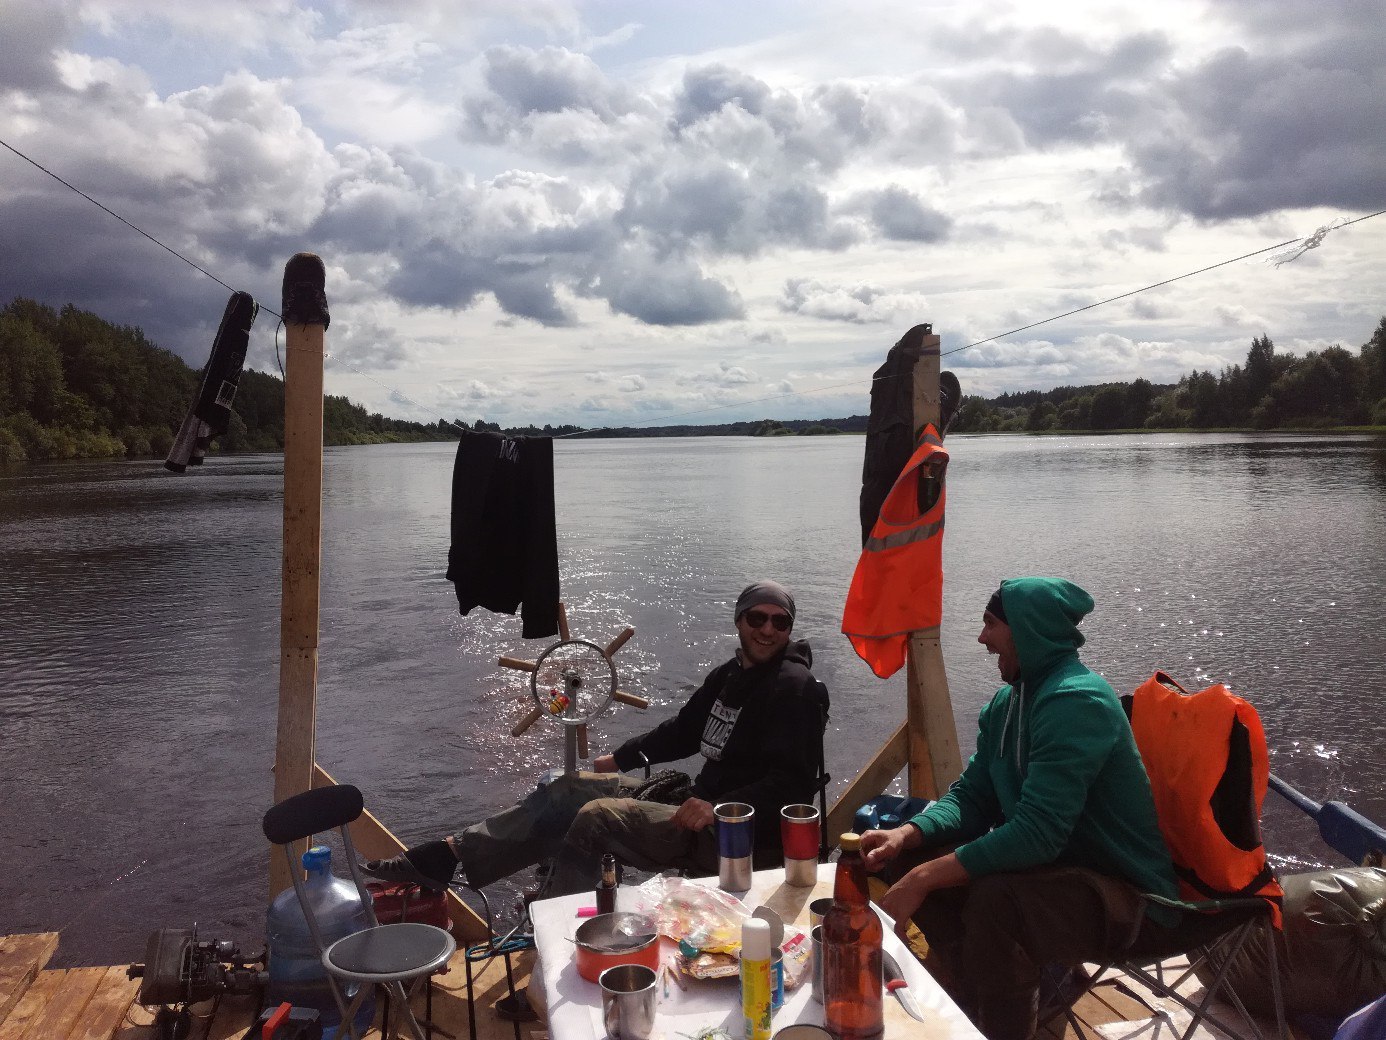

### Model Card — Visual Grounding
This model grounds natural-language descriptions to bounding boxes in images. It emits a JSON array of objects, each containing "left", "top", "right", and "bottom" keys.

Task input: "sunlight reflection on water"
[{"left": 2, "top": 432, "right": 1384, "bottom": 963}]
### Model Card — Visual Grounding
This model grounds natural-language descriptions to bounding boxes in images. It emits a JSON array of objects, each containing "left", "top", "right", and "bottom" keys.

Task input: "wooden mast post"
[
  {"left": 826, "top": 326, "right": 964, "bottom": 838},
  {"left": 904, "top": 330, "right": 963, "bottom": 797},
  {"left": 271, "top": 253, "right": 328, "bottom": 899}
]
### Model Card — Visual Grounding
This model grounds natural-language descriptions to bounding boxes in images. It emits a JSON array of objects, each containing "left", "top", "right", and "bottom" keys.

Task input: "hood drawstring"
[{"left": 995, "top": 682, "right": 1030, "bottom": 776}]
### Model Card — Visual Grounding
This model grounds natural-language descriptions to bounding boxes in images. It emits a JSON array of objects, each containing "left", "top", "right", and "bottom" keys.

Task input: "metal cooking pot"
[{"left": 573, "top": 912, "right": 661, "bottom": 983}]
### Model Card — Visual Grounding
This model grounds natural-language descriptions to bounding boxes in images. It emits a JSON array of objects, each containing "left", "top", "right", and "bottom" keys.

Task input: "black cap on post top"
[{"left": 281, "top": 252, "right": 329, "bottom": 327}]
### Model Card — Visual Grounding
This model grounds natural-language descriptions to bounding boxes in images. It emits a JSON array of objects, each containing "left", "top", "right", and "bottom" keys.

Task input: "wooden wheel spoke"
[
  {"left": 604, "top": 627, "right": 634, "bottom": 658},
  {"left": 501, "top": 604, "right": 641, "bottom": 760}
]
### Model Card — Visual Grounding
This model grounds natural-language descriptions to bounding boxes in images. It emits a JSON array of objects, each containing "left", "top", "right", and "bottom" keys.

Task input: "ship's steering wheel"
[{"left": 498, "top": 603, "right": 648, "bottom": 770}]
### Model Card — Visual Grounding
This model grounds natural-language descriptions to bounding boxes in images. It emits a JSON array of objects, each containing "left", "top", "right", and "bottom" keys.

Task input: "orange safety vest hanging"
[
  {"left": 841, "top": 425, "right": 947, "bottom": 679},
  {"left": 1128, "top": 672, "right": 1284, "bottom": 925}
]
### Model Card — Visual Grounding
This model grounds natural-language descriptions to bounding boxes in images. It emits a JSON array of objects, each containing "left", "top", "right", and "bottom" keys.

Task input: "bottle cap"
[
  {"left": 302, "top": 845, "right": 331, "bottom": 871},
  {"left": 741, "top": 916, "right": 772, "bottom": 961},
  {"left": 839, "top": 832, "right": 861, "bottom": 852}
]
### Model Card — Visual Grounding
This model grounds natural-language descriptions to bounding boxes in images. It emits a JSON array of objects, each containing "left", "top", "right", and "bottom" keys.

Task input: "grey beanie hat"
[{"left": 735, "top": 580, "right": 796, "bottom": 622}]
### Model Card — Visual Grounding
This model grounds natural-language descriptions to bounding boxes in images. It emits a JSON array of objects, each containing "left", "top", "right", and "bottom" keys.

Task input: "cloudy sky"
[{"left": 2, "top": 0, "right": 1383, "bottom": 428}]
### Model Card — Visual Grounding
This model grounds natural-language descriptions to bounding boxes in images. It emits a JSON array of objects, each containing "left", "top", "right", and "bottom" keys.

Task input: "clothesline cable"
[
  {"left": 939, "top": 208, "right": 1386, "bottom": 358},
  {"left": 0, "top": 136, "right": 283, "bottom": 321},
  {"left": 557, "top": 208, "right": 1384, "bottom": 435},
  {"left": 4, "top": 135, "right": 1382, "bottom": 435}
]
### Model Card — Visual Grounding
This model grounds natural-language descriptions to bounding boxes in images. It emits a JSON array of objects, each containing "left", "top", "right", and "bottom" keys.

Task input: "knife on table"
[{"left": 882, "top": 951, "right": 927, "bottom": 1022}]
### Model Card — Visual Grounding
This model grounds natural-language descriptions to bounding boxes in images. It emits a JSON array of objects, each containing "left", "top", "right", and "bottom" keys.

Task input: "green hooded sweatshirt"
[{"left": 909, "top": 577, "right": 1177, "bottom": 903}]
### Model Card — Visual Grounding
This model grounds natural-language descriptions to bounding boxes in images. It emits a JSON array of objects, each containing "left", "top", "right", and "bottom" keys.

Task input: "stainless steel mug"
[
  {"left": 715, "top": 801, "right": 755, "bottom": 891},
  {"left": 810, "top": 924, "right": 824, "bottom": 1004},
  {"left": 600, "top": 963, "right": 658, "bottom": 1040},
  {"left": 780, "top": 803, "right": 820, "bottom": 887}
]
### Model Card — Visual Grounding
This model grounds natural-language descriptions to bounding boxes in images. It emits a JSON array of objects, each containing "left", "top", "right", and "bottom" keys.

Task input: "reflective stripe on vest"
[
  {"left": 841, "top": 426, "right": 947, "bottom": 679},
  {"left": 1129, "top": 672, "right": 1284, "bottom": 925}
]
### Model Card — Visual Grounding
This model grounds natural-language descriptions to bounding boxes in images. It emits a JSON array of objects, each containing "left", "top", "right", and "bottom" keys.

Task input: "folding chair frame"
[
  {"left": 1049, "top": 895, "right": 1288, "bottom": 1040},
  {"left": 263, "top": 785, "right": 457, "bottom": 1040}
]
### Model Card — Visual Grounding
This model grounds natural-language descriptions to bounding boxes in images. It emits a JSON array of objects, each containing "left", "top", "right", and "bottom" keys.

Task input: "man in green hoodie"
[{"left": 861, "top": 577, "right": 1177, "bottom": 1040}]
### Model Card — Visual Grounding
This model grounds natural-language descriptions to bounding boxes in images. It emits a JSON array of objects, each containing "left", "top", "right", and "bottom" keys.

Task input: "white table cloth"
[{"left": 530, "top": 863, "right": 984, "bottom": 1040}]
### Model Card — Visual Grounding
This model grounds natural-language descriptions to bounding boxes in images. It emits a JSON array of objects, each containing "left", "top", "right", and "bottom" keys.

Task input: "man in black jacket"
[{"left": 364, "top": 580, "right": 830, "bottom": 896}]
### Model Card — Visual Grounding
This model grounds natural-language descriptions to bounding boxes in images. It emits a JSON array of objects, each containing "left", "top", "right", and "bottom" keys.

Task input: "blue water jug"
[{"left": 266, "top": 845, "right": 376, "bottom": 1039}]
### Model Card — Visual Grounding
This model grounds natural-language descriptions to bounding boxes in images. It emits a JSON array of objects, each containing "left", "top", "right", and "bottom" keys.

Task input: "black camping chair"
[
  {"left": 1042, "top": 681, "right": 1288, "bottom": 1040},
  {"left": 1067, "top": 892, "right": 1287, "bottom": 1040},
  {"left": 262, "top": 784, "right": 457, "bottom": 1040}
]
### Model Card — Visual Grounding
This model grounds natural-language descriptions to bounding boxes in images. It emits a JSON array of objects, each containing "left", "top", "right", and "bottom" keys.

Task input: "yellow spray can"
[{"left": 740, "top": 917, "right": 774, "bottom": 1040}]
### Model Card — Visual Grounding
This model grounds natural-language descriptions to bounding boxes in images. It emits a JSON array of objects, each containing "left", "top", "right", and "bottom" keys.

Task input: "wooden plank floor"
[
  {"left": 0, "top": 933, "right": 546, "bottom": 1040},
  {"left": 3, "top": 930, "right": 1305, "bottom": 1040}
]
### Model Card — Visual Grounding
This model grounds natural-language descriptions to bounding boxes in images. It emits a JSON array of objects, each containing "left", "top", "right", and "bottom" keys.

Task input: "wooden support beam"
[
  {"left": 905, "top": 333, "right": 963, "bottom": 798},
  {"left": 907, "top": 628, "right": 963, "bottom": 796},
  {"left": 271, "top": 253, "right": 328, "bottom": 900},
  {"left": 312, "top": 765, "right": 490, "bottom": 942},
  {"left": 825, "top": 723, "right": 909, "bottom": 842}
]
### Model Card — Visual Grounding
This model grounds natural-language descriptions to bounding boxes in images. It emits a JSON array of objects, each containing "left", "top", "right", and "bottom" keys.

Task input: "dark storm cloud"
[
  {"left": 618, "top": 161, "right": 854, "bottom": 254},
  {"left": 671, "top": 64, "right": 773, "bottom": 129},
  {"left": 864, "top": 186, "right": 952, "bottom": 243},
  {"left": 462, "top": 44, "right": 642, "bottom": 141},
  {"left": 0, "top": 188, "right": 249, "bottom": 363},
  {"left": 938, "top": 11, "right": 1385, "bottom": 221},
  {"left": 584, "top": 243, "right": 743, "bottom": 325},
  {"left": 1127, "top": 44, "right": 1386, "bottom": 219},
  {"left": 950, "top": 30, "right": 1171, "bottom": 148},
  {"left": 0, "top": 3, "right": 70, "bottom": 92}
]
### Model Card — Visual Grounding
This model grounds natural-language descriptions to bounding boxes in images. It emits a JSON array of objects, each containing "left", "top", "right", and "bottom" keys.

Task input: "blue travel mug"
[{"left": 715, "top": 801, "right": 755, "bottom": 890}]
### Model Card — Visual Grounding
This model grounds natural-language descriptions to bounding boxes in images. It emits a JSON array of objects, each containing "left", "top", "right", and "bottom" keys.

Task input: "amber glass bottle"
[
  {"left": 822, "top": 832, "right": 883, "bottom": 1040},
  {"left": 596, "top": 853, "right": 618, "bottom": 915}
]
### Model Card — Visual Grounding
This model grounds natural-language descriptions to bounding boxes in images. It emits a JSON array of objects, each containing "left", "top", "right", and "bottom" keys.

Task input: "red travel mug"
[{"left": 780, "top": 804, "right": 820, "bottom": 886}]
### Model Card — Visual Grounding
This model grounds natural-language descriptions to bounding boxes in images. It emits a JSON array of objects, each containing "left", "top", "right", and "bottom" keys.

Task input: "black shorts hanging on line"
[{"left": 446, "top": 431, "right": 560, "bottom": 639}]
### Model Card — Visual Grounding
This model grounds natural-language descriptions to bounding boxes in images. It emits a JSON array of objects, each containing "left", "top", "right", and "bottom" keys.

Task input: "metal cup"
[
  {"left": 780, "top": 803, "right": 820, "bottom": 887},
  {"left": 810, "top": 925, "right": 824, "bottom": 1004},
  {"left": 599, "top": 963, "right": 658, "bottom": 1040},
  {"left": 715, "top": 801, "right": 755, "bottom": 891},
  {"left": 808, "top": 897, "right": 833, "bottom": 929},
  {"left": 770, "top": 948, "right": 784, "bottom": 1009}
]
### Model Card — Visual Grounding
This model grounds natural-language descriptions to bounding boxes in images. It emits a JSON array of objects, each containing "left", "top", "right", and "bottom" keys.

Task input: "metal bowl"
[{"left": 573, "top": 912, "right": 660, "bottom": 983}]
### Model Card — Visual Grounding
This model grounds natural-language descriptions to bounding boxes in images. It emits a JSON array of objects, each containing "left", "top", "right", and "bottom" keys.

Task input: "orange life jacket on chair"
[
  {"left": 841, "top": 425, "right": 946, "bottom": 679},
  {"left": 1128, "top": 671, "right": 1284, "bottom": 925}
]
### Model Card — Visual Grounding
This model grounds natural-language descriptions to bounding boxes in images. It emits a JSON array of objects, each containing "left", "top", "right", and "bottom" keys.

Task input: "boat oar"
[{"left": 1268, "top": 773, "right": 1386, "bottom": 867}]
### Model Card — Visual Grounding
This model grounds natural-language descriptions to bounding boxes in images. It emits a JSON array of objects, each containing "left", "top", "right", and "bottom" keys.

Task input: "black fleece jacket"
[{"left": 611, "top": 639, "right": 830, "bottom": 851}]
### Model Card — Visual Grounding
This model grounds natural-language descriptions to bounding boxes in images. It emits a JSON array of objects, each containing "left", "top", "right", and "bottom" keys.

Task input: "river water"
[{"left": 2, "top": 432, "right": 1384, "bottom": 966}]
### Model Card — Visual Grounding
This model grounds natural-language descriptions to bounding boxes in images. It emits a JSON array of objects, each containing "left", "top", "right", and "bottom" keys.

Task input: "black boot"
[{"left": 361, "top": 839, "right": 459, "bottom": 892}]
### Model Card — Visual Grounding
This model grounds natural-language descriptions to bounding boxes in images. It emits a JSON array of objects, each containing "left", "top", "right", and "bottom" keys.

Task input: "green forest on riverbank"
[{"left": 2, "top": 298, "right": 1384, "bottom": 464}]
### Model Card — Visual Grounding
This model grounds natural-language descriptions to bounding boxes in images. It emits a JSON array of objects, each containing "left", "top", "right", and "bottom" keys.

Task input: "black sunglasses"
[{"left": 742, "top": 609, "right": 792, "bottom": 632}]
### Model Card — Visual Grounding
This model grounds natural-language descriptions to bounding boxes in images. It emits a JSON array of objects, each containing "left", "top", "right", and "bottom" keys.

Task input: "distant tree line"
[
  {"left": 4, "top": 299, "right": 1383, "bottom": 465},
  {"left": 0, "top": 298, "right": 451, "bottom": 463},
  {"left": 952, "top": 318, "right": 1386, "bottom": 433},
  {"left": 564, "top": 416, "right": 866, "bottom": 438}
]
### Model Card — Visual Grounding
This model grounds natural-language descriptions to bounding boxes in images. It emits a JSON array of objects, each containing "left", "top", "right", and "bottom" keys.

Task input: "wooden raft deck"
[
  {"left": 0, "top": 933, "right": 545, "bottom": 1040},
  {"left": 4, "top": 930, "right": 1303, "bottom": 1040}
]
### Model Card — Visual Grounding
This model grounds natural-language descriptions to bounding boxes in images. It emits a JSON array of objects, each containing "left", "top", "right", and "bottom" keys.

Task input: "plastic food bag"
[{"left": 629, "top": 875, "right": 751, "bottom": 954}]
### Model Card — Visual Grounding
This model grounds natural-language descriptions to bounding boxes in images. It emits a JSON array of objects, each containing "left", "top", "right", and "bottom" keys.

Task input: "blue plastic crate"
[{"left": 853, "top": 795, "right": 932, "bottom": 833}]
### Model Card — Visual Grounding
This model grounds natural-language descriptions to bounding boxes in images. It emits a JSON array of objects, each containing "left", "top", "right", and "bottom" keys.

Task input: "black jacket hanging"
[{"left": 446, "top": 430, "right": 560, "bottom": 639}]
